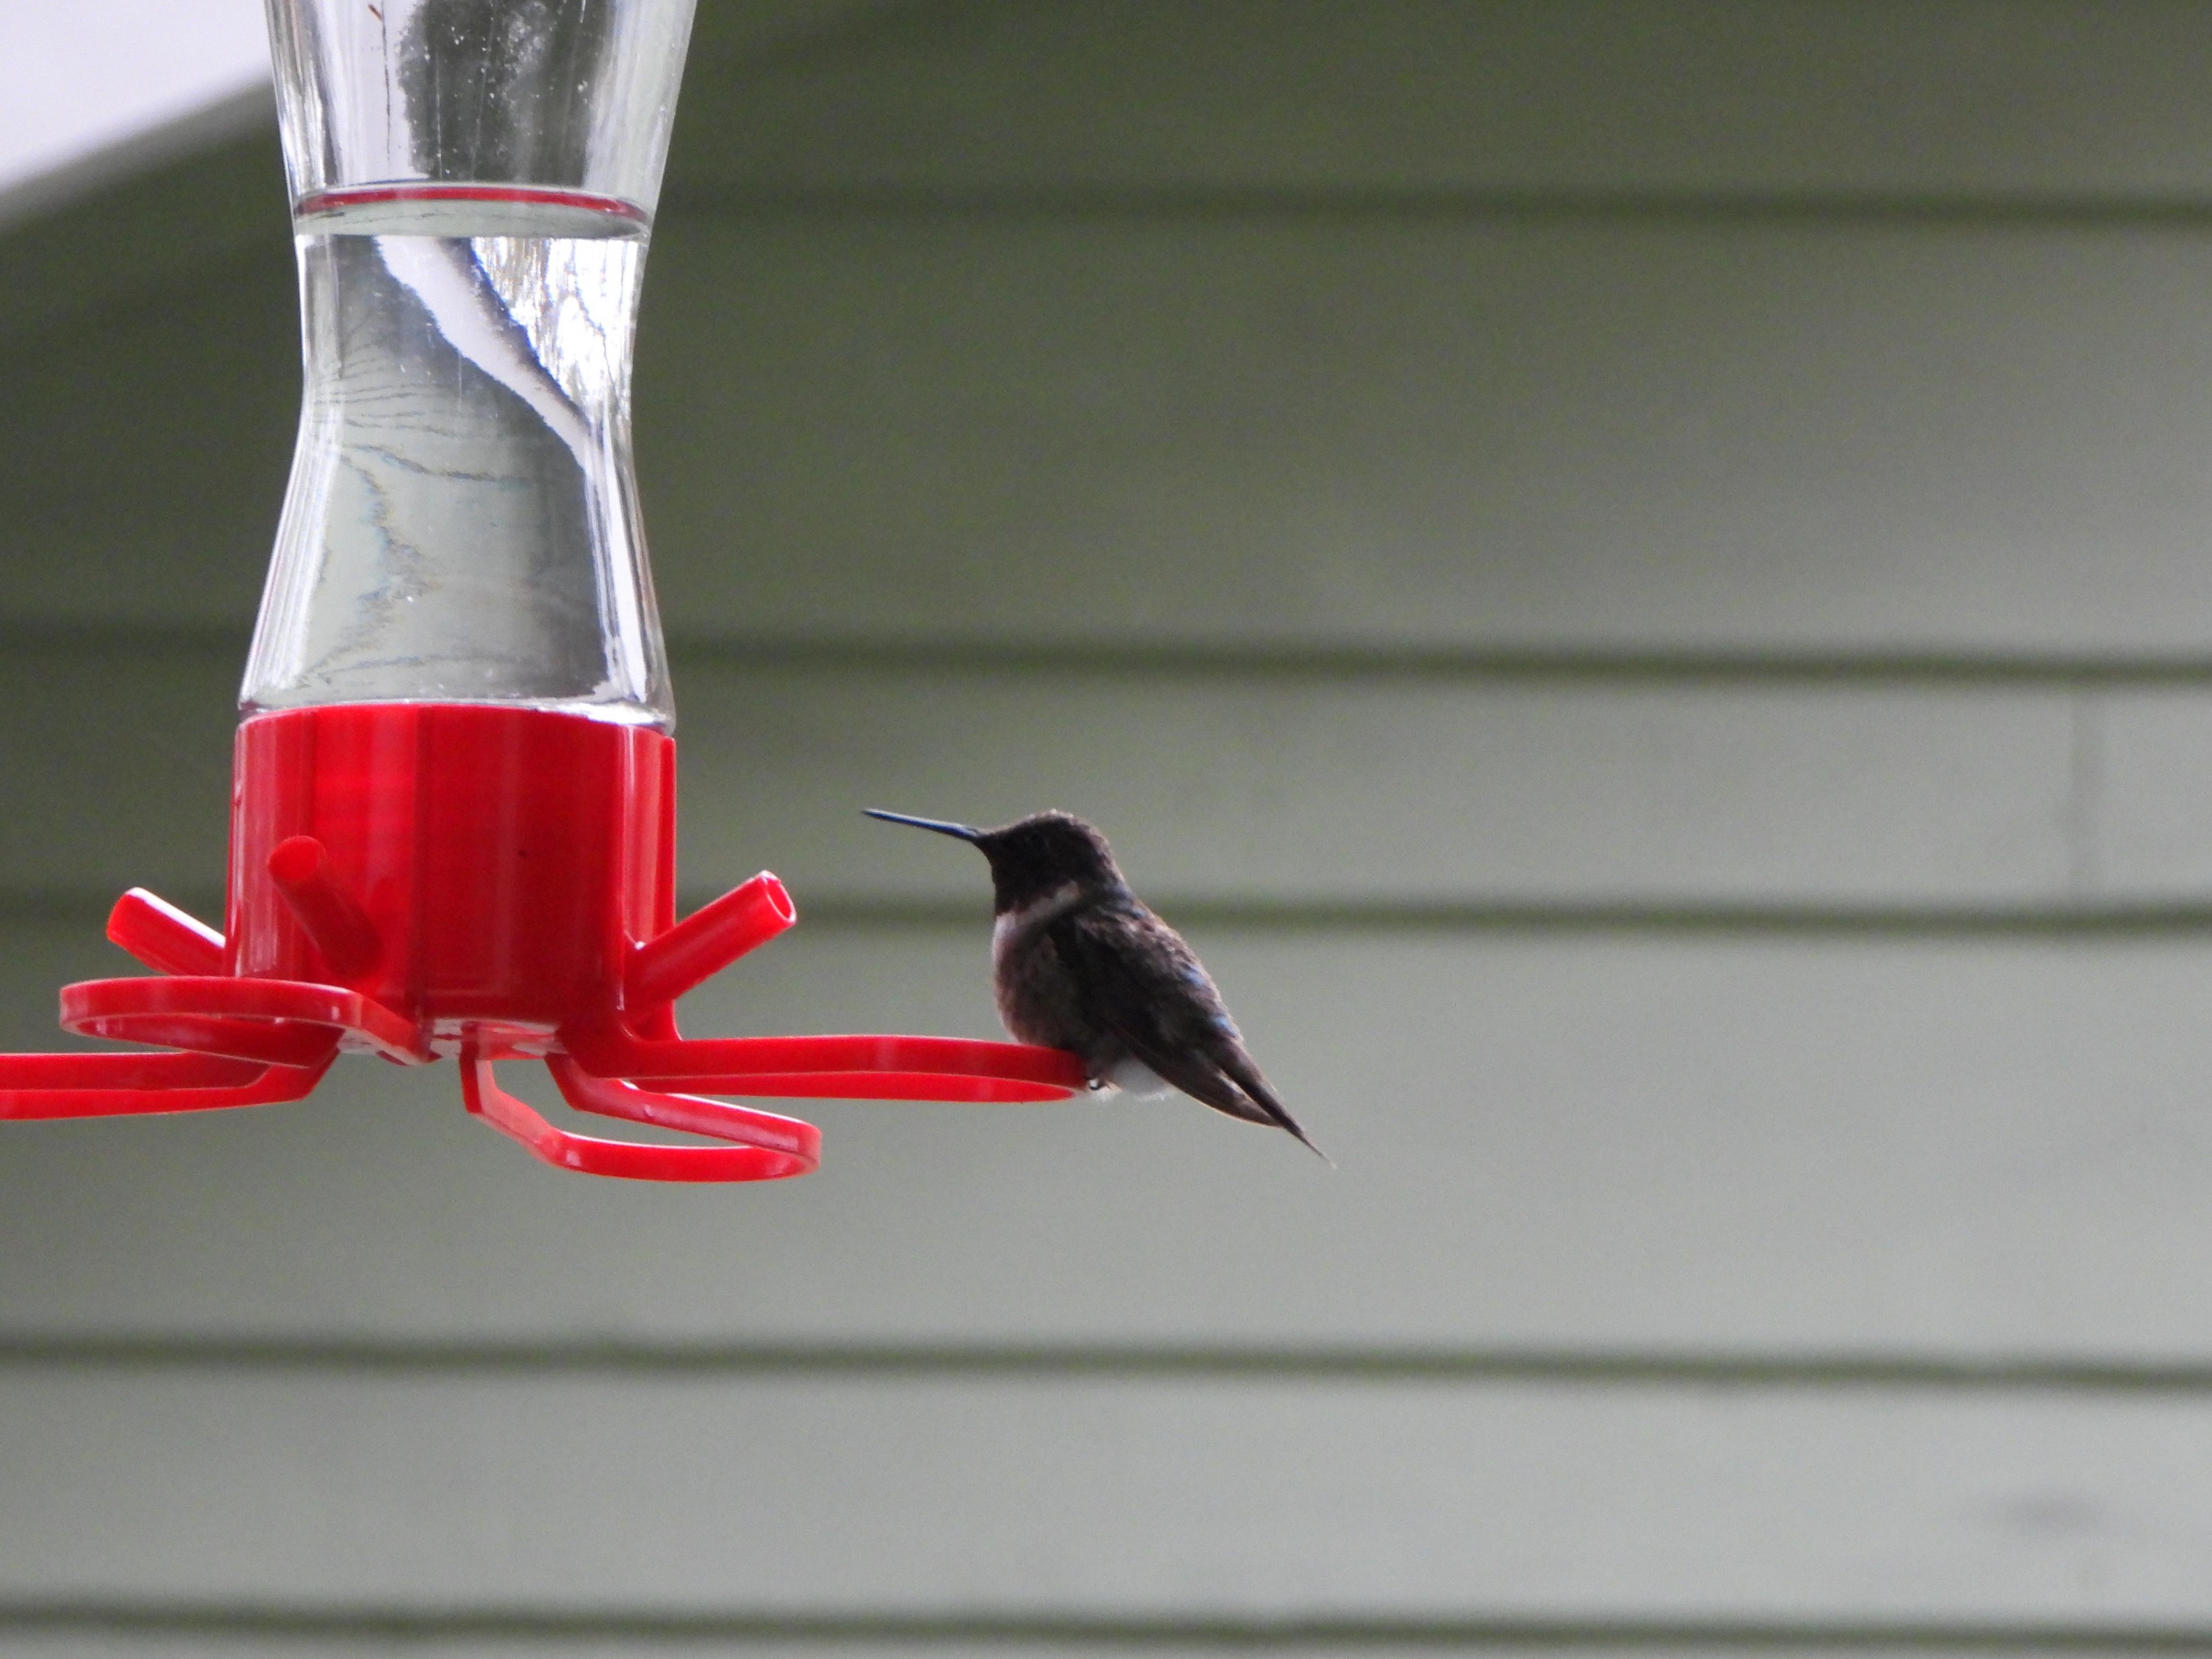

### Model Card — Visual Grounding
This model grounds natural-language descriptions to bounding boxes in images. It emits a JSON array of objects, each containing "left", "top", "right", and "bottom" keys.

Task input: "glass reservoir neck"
[{"left": 241, "top": 183, "right": 675, "bottom": 731}]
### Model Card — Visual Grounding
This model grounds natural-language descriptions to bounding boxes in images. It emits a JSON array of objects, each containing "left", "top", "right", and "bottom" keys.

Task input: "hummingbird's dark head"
[{"left": 864, "top": 808, "right": 1123, "bottom": 913}]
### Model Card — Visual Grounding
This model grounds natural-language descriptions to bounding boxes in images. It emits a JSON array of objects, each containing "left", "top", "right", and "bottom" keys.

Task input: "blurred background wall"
[{"left": 8, "top": 0, "right": 2212, "bottom": 1651}]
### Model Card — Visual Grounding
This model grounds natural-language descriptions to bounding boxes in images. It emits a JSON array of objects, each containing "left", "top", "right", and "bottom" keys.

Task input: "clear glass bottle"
[{"left": 243, "top": 0, "right": 696, "bottom": 729}]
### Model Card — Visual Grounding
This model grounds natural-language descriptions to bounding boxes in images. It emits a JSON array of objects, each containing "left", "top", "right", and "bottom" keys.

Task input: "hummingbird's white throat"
[{"left": 990, "top": 883, "right": 1085, "bottom": 972}]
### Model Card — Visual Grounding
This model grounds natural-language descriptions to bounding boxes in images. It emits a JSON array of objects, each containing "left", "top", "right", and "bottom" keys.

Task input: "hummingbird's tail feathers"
[
  {"left": 1122, "top": 1029, "right": 1332, "bottom": 1164},
  {"left": 1034, "top": 894, "right": 1327, "bottom": 1161},
  {"left": 1215, "top": 1045, "right": 1332, "bottom": 1165}
]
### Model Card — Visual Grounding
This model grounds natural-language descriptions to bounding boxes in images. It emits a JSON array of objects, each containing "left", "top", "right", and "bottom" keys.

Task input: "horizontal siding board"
[
  {"left": 35, "top": 644, "right": 2212, "bottom": 914},
  {"left": 684, "top": 0, "right": 906, "bottom": 65},
  {"left": 0, "top": 648, "right": 238, "bottom": 904},
  {"left": 8, "top": 926, "right": 2212, "bottom": 1357},
  {"left": 1, "top": 1644, "right": 2199, "bottom": 1659},
  {"left": 0, "top": 646, "right": 2108, "bottom": 906},
  {"left": 633, "top": 218, "right": 2212, "bottom": 654},
  {"left": 20, "top": 7, "right": 2212, "bottom": 1639},
  {"left": 2079, "top": 693, "right": 2212, "bottom": 897},
  {"left": 19, "top": 222, "right": 2212, "bottom": 655},
  {"left": 0, "top": 234, "right": 292, "bottom": 623},
  {"left": 6, "top": 1370, "right": 2212, "bottom": 1620},
  {"left": 672, "top": 666, "right": 2086, "bottom": 906},
  {"left": 673, "top": 1, "right": 2212, "bottom": 200}
]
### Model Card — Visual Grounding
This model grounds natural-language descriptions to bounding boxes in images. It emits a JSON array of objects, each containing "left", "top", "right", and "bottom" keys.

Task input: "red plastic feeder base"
[{"left": 0, "top": 704, "right": 1084, "bottom": 1181}]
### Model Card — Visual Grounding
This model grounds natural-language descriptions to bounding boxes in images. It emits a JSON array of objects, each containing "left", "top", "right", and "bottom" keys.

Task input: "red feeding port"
[{"left": 0, "top": 704, "right": 1084, "bottom": 1181}]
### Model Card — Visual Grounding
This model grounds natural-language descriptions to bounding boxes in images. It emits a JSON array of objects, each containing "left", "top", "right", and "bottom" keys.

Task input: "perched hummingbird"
[{"left": 864, "top": 809, "right": 1325, "bottom": 1158}]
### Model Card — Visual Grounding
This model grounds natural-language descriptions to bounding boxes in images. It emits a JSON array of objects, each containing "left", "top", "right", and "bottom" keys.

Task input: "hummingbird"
[{"left": 864, "top": 809, "right": 1325, "bottom": 1158}]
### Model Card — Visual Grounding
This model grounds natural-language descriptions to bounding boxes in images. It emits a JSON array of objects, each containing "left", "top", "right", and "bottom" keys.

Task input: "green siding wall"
[{"left": 6, "top": 2, "right": 2212, "bottom": 1649}]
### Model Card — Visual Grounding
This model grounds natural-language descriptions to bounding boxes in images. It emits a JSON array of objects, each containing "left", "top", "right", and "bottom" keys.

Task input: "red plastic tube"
[
  {"left": 266, "top": 836, "right": 382, "bottom": 978},
  {"left": 107, "top": 889, "right": 225, "bottom": 977},
  {"left": 625, "top": 874, "right": 796, "bottom": 1014}
]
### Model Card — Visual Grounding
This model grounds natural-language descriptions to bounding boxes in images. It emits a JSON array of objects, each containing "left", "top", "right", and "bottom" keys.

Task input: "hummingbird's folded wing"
[{"left": 1044, "top": 904, "right": 1323, "bottom": 1155}]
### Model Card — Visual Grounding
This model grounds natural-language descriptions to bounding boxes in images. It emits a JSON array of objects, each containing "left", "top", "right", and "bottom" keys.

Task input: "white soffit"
[{"left": 0, "top": 0, "right": 272, "bottom": 223}]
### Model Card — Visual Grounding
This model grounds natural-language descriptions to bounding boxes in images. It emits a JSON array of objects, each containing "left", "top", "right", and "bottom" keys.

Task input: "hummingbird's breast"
[{"left": 991, "top": 883, "right": 1091, "bottom": 1051}]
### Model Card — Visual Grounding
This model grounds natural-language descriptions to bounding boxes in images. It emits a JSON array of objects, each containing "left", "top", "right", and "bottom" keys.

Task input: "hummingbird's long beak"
[{"left": 863, "top": 809, "right": 982, "bottom": 843}]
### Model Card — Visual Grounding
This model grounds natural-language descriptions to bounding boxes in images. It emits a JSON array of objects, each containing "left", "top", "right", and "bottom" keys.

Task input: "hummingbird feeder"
[{"left": 0, "top": 0, "right": 1084, "bottom": 1179}]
